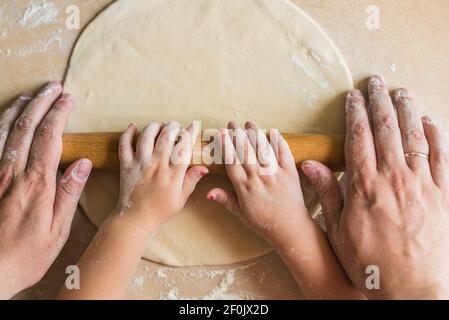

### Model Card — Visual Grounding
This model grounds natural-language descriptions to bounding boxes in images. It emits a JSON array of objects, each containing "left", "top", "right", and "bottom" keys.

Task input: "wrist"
[
  {"left": 377, "top": 281, "right": 449, "bottom": 300},
  {"left": 0, "top": 261, "right": 25, "bottom": 300},
  {"left": 264, "top": 212, "right": 315, "bottom": 250},
  {"left": 108, "top": 207, "right": 164, "bottom": 237}
]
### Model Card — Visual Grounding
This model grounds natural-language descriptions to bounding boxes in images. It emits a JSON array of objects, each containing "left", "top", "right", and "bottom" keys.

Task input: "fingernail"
[
  {"left": 302, "top": 160, "right": 314, "bottom": 167},
  {"left": 346, "top": 90, "right": 364, "bottom": 109},
  {"left": 58, "top": 93, "right": 72, "bottom": 102},
  {"left": 369, "top": 75, "right": 385, "bottom": 86},
  {"left": 199, "top": 168, "right": 209, "bottom": 177},
  {"left": 422, "top": 116, "right": 436, "bottom": 126},
  {"left": 269, "top": 128, "right": 279, "bottom": 135},
  {"left": 347, "top": 89, "right": 360, "bottom": 98},
  {"left": 38, "top": 82, "right": 61, "bottom": 97},
  {"left": 394, "top": 88, "right": 411, "bottom": 101},
  {"left": 301, "top": 161, "right": 317, "bottom": 175},
  {"left": 208, "top": 194, "right": 216, "bottom": 201},
  {"left": 73, "top": 159, "right": 92, "bottom": 181},
  {"left": 19, "top": 92, "right": 33, "bottom": 100}
]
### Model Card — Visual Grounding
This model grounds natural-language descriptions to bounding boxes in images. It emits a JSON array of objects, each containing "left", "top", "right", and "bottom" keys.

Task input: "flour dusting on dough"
[{"left": 291, "top": 52, "right": 330, "bottom": 89}]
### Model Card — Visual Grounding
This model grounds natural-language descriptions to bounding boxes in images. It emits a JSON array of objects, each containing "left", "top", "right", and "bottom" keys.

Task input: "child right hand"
[
  {"left": 208, "top": 120, "right": 365, "bottom": 300},
  {"left": 207, "top": 121, "right": 310, "bottom": 247}
]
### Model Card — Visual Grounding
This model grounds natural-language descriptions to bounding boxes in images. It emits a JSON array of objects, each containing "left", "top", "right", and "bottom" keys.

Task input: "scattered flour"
[
  {"left": 200, "top": 270, "right": 242, "bottom": 300},
  {"left": 155, "top": 268, "right": 168, "bottom": 279},
  {"left": 160, "top": 288, "right": 179, "bottom": 300},
  {"left": 5, "top": 149, "right": 18, "bottom": 163},
  {"left": 14, "top": 31, "right": 70, "bottom": 57},
  {"left": 156, "top": 263, "right": 257, "bottom": 300},
  {"left": 291, "top": 52, "right": 330, "bottom": 89},
  {"left": 132, "top": 275, "right": 146, "bottom": 288},
  {"left": 19, "top": 0, "right": 59, "bottom": 28},
  {"left": 389, "top": 63, "right": 397, "bottom": 73}
]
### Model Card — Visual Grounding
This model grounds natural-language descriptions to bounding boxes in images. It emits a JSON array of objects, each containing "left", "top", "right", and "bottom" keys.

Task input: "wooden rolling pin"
[{"left": 61, "top": 133, "right": 345, "bottom": 172}]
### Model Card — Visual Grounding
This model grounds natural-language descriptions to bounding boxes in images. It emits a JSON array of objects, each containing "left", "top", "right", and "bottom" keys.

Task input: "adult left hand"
[{"left": 0, "top": 83, "right": 92, "bottom": 299}]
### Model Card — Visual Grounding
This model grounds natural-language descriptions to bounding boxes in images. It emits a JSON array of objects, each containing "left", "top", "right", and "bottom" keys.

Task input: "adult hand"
[
  {"left": 302, "top": 76, "right": 449, "bottom": 299},
  {"left": 0, "top": 83, "right": 92, "bottom": 299}
]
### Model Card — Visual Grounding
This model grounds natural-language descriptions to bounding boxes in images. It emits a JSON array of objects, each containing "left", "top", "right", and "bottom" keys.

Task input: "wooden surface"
[
  {"left": 61, "top": 133, "right": 345, "bottom": 172},
  {"left": 1, "top": 0, "right": 448, "bottom": 300}
]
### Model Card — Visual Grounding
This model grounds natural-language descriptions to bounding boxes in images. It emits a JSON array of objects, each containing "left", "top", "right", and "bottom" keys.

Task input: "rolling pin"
[{"left": 61, "top": 133, "right": 345, "bottom": 172}]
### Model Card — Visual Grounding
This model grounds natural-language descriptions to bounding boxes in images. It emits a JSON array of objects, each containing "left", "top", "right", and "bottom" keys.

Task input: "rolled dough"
[{"left": 64, "top": 0, "right": 352, "bottom": 266}]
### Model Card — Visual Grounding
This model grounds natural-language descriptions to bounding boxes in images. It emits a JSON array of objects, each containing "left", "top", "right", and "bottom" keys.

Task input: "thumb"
[
  {"left": 182, "top": 166, "right": 209, "bottom": 198},
  {"left": 207, "top": 188, "right": 241, "bottom": 216},
  {"left": 301, "top": 160, "right": 343, "bottom": 231},
  {"left": 53, "top": 159, "right": 92, "bottom": 235}
]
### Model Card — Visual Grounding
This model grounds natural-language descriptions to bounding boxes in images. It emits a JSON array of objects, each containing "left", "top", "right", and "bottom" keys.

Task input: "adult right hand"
[{"left": 302, "top": 76, "right": 449, "bottom": 299}]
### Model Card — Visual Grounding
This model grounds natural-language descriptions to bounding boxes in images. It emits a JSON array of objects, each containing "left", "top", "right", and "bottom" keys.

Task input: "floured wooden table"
[{"left": 2, "top": 0, "right": 448, "bottom": 299}]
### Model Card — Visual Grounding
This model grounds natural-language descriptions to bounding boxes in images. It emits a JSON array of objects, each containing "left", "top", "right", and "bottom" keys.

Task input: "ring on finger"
[{"left": 404, "top": 152, "right": 430, "bottom": 160}]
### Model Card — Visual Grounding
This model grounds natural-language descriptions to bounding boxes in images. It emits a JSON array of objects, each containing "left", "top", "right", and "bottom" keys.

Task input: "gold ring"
[{"left": 404, "top": 152, "right": 430, "bottom": 160}]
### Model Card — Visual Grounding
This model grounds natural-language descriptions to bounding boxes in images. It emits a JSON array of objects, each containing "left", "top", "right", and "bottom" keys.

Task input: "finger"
[
  {"left": 422, "top": 116, "right": 449, "bottom": 191},
  {"left": 272, "top": 129, "right": 296, "bottom": 170},
  {"left": 0, "top": 93, "right": 33, "bottom": 155},
  {"left": 136, "top": 122, "right": 163, "bottom": 165},
  {"left": 367, "top": 76, "right": 406, "bottom": 170},
  {"left": 52, "top": 159, "right": 92, "bottom": 237},
  {"left": 153, "top": 121, "right": 181, "bottom": 164},
  {"left": 27, "top": 93, "right": 74, "bottom": 179},
  {"left": 345, "top": 90, "right": 377, "bottom": 178},
  {"left": 221, "top": 128, "right": 247, "bottom": 182},
  {"left": 393, "top": 88, "right": 430, "bottom": 174},
  {"left": 119, "top": 123, "right": 137, "bottom": 165},
  {"left": 245, "top": 121, "right": 275, "bottom": 167},
  {"left": 182, "top": 165, "right": 209, "bottom": 199},
  {"left": 0, "top": 82, "right": 63, "bottom": 173},
  {"left": 207, "top": 187, "right": 241, "bottom": 216},
  {"left": 302, "top": 160, "right": 344, "bottom": 232},
  {"left": 228, "top": 121, "right": 258, "bottom": 175},
  {"left": 172, "top": 122, "right": 201, "bottom": 170}
]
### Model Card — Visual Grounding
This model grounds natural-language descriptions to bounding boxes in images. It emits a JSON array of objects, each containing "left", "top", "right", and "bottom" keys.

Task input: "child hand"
[
  {"left": 207, "top": 121, "right": 365, "bottom": 300},
  {"left": 207, "top": 121, "right": 309, "bottom": 246},
  {"left": 59, "top": 121, "right": 208, "bottom": 299},
  {"left": 113, "top": 121, "right": 209, "bottom": 231}
]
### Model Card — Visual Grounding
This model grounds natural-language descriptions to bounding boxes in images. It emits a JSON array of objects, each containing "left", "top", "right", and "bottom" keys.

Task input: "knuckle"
[
  {"left": 15, "top": 115, "right": 33, "bottom": 133},
  {"left": 37, "top": 124, "right": 56, "bottom": 139},
  {"left": 28, "top": 172, "right": 54, "bottom": 192},
  {"left": 388, "top": 169, "right": 407, "bottom": 197},
  {"left": 350, "top": 121, "right": 369, "bottom": 138},
  {"left": 405, "top": 127, "right": 426, "bottom": 144},
  {"left": 59, "top": 179, "right": 81, "bottom": 200},
  {"left": 374, "top": 115, "right": 396, "bottom": 132},
  {"left": 0, "top": 121, "right": 9, "bottom": 134},
  {"left": 351, "top": 167, "right": 374, "bottom": 196},
  {"left": 0, "top": 165, "right": 14, "bottom": 190}
]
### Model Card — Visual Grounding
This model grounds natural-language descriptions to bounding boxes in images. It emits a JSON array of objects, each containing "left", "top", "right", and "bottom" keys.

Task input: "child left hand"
[{"left": 113, "top": 121, "right": 209, "bottom": 232}]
